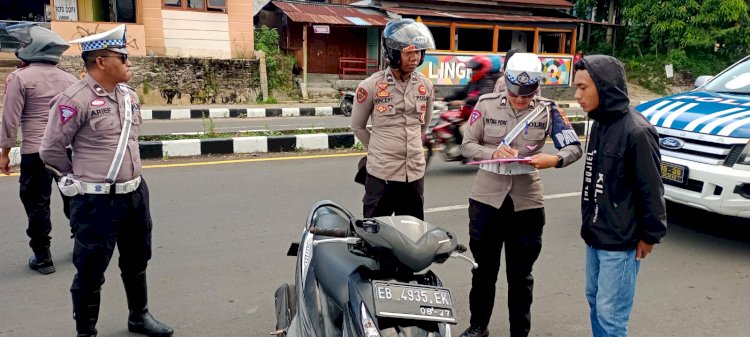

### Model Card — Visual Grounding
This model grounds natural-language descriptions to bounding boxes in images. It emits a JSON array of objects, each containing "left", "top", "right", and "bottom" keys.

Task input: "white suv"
[{"left": 635, "top": 56, "right": 750, "bottom": 218}]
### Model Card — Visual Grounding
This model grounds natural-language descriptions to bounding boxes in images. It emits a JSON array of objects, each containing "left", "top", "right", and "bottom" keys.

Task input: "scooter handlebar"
[{"left": 309, "top": 227, "right": 349, "bottom": 238}]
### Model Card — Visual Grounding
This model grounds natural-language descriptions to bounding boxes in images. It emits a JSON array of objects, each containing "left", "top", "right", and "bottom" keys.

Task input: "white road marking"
[{"left": 424, "top": 192, "right": 581, "bottom": 213}]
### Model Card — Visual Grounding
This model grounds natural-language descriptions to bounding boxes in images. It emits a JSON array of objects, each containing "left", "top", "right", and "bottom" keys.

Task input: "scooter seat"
[{"left": 311, "top": 208, "right": 378, "bottom": 309}]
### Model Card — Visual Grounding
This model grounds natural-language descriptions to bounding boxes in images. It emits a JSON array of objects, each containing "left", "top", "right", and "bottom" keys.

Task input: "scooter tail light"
[{"left": 360, "top": 303, "right": 382, "bottom": 337}]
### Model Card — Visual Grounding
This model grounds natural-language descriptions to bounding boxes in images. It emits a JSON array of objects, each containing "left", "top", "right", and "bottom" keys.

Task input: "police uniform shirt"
[
  {"left": 40, "top": 75, "right": 142, "bottom": 183},
  {"left": 351, "top": 67, "right": 434, "bottom": 182},
  {"left": 462, "top": 93, "right": 583, "bottom": 211},
  {"left": 0, "top": 63, "right": 77, "bottom": 153}
]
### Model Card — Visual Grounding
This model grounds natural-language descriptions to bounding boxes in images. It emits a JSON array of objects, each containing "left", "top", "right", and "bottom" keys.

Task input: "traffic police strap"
[
  {"left": 480, "top": 104, "right": 549, "bottom": 175},
  {"left": 104, "top": 84, "right": 134, "bottom": 185}
]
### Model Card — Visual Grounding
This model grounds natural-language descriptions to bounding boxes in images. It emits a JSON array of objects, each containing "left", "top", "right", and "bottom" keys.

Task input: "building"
[
  {"left": 258, "top": 0, "right": 607, "bottom": 87},
  {"left": 0, "top": 0, "right": 255, "bottom": 59}
]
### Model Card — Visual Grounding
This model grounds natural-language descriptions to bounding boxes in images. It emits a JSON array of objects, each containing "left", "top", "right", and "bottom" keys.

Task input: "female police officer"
[
  {"left": 351, "top": 19, "right": 435, "bottom": 220},
  {"left": 458, "top": 53, "right": 583, "bottom": 337}
]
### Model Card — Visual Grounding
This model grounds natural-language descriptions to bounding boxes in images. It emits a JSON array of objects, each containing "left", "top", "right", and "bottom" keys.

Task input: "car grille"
[{"left": 655, "top": 127, "right": 747, "bottom": 166}]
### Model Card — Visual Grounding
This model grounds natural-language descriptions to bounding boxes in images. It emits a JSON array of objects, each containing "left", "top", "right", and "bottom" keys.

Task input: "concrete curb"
[
  {"left": 137, "top": 101, "right": 651, "bottom": 121},
  {"left": 141, "top": 106, "right": 344, "bottom": 120},
  {"left": 7, "top": 133, "right": 359, "bottom": 166},
  {"left": 138, "top": 132, "right": 361, "bottom": 159},
  {"left": 6, "top": 121, "right": 595, "bottom": 165}
]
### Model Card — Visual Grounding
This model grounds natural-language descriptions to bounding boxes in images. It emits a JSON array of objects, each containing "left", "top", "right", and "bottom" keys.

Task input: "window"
[
  {"left": 539, "top": 31, "right": 564, "bottom": 54},
  {"left": 163, "top": 0, "right": 226, "bottom": 12},
  {"left": 427, "top": 25, "right": 451, "bottom": 51},
  {"left": 456, "top": 27, "right": 493, "bottom": 52}
]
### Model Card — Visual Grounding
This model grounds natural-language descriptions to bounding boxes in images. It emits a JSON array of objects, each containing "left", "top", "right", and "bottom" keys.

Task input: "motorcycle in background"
[
  {"left": 423, "top": 101, "right": 470, "bottom": 166},
  {"left": 273, "top": 200, "right": 476, "bottom": 337},
  {"left": 339, "top": 90, "right": 355, "bottom": 117}
]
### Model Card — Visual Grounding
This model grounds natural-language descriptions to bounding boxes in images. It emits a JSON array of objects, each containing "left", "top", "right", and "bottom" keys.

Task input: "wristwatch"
[{"left": 555, "top": 155, "right": 564, "bottom": 168}]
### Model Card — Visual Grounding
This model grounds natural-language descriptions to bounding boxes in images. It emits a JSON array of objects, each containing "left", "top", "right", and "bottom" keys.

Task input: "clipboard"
[{"left": 466, "top": 157, "right": 533, "bottom": 165}]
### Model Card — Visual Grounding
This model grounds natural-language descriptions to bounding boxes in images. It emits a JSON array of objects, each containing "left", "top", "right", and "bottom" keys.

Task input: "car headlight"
[{"left": 739, "top": 142, "right": 750, "bottom": 165}]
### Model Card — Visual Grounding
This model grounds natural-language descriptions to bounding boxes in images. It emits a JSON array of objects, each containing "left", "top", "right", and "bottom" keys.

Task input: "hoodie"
[{"left": 580, "top": 55, "right": 668, "bottom": 250}]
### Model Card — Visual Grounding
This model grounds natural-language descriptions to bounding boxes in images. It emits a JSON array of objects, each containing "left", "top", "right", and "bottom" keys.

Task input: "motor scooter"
[
  {"left": 339, "top": 90, "right": 355, "bottom": 116},
  {"left": 273, "top": 200, "right": 477, "bottom": 337},
  {"left": 424, "top": 102, "right": 470, "bottom": 165}
]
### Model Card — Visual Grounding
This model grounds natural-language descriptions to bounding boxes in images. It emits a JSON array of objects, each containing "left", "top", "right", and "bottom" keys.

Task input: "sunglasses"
[
  {"left": 98, "top": 53, "right": 128, "bottom": 64},
  {"left": 507, "top": 91, "right": 534, "bottom": 99}
]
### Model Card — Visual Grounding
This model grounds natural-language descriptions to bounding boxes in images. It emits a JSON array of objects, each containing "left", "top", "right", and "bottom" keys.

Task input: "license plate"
[
  {"left": 372, "top": 281, "right": 456, "bottom": 323},
  {"left": 661, "top": 161, "right": 688, "bottom": 184}
]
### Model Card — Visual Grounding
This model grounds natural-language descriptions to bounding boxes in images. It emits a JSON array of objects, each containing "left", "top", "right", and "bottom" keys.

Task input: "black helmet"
[
  {"left": 5, "top": 24, "right": 70, "bottom": 64},
  {"left": 382, "top": 19, "right": 435, "bottom": 70}
]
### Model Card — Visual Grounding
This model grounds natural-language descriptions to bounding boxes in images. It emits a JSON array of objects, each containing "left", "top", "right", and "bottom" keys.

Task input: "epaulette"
[
  {"left": 536, "top": 96, "right": 558, "bottom": 108},
  {"left": 61, "top": 79, "right": 89, "bottom": 99},
  {"left": 476, "top": 92, "right": 503, "bottom": 103}
]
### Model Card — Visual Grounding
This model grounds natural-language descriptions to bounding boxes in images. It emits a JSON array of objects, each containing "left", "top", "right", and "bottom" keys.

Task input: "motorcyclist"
[{"left": 441, "top": 55, "right": 502, "bottom": 148}]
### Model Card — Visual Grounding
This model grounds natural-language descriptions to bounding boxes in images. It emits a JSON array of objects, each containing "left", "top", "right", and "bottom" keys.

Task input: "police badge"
[{"left": 517, "top": 72, "right": 530, "bottom": 84}]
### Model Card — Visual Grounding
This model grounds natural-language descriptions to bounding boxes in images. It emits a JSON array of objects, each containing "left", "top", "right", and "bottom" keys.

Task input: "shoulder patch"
[
  {"left": 59, "top": 105, "right": 77, "bottom": 124},
  {"left": 470, "top": 110, "right": 482, "bottom": 126},
  {"left": 557, "top": 108, "right": 572, "bottom": 127},
  {"left": 356, "top": 87, "right": 368, "bottom": 103},
  {"left": 3, "top": 73, "right": 12, "bottom": 95}
]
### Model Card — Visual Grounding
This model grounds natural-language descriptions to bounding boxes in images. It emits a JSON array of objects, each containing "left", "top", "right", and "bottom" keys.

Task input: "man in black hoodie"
[{"left": 573, "top": 55, "right": 667, "bottom": 337}]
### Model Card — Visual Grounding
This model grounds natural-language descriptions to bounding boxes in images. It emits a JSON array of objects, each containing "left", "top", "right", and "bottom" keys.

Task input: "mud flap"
[{"left": 274, "top": 283, "right": 297, "bottom": 335}]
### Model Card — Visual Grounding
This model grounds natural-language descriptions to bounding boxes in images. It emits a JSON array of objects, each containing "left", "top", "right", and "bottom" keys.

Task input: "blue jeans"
[{"left": 585, "top": 246, "right": 641, "bottom": 337}]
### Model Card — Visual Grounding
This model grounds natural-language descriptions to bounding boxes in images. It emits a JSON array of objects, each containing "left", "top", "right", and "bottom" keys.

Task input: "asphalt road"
[
  {"left": 1, "top": 147, "right": 748, "bottom": 337},
  {"left": 140, "top": 108, "right": 588, "bottom": 136}
]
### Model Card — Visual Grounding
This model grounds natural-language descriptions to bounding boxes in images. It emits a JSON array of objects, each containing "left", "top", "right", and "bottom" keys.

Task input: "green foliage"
[
  {"left": 571, "top": 0, "right": 750, "bottom": 93},
  {"left": 254, "top": 26, "right": 297, "bottom": 98}
]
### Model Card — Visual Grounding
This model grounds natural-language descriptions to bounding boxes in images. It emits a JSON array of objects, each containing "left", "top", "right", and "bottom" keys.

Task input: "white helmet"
[{"left": 504, "top": 52, "right": 543, "bottom": 96}]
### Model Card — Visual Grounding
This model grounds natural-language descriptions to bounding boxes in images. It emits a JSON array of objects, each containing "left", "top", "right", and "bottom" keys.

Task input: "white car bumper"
[{"left": 662, "top": 156, "right": 750, "bottom": 218}]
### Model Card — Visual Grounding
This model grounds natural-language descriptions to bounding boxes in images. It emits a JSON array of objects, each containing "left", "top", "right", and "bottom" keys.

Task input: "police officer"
[
  {"left": 458, "top": 53, "right": 583, "bottom": 337},
  {"left": 0, "top": 24, "right": 77, "bottom": 275},
  {"left": 39, "top": 25, "right": 173, "bottom": 337},
  {"left": 350, "top": 19, "right": 435, "bottom": 220}
]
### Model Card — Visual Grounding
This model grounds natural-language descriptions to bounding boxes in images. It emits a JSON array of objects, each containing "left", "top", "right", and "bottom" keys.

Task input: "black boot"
[
  {"left": 72, "top": 290, "right": 100, "bottom": 337},
  {"left": 28, "top": 247, "right": 55, "bottom": 275},
  {"left": 123, "top": 271, "right": 173, "bottom": 337},
  {"left": 459, "top": 325, "right": 489, "bottom": 337}
]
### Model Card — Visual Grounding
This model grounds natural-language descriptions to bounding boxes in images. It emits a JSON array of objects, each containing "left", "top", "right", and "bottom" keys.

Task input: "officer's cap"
[{"left": 69, "top": 24, "right": 128, "bottom": 54}]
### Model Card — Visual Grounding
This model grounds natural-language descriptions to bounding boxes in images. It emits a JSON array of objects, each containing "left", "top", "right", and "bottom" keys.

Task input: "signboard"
[
  {"left": 54, "top": 0, "right": 79, "bottom": 21},
  {"left": 313, "top": 25, "right": 330, "bottom": 34},
  {"left": 418, "top": 52, "right": 573, "bottom": 86}
]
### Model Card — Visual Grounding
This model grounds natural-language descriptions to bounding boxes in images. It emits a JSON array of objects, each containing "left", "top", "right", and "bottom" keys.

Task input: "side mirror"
[{"left": 694, "top": 75, "right": 713, "bottom": 88}]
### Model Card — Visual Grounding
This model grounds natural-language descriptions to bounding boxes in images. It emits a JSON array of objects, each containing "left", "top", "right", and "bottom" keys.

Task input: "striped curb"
[
  {"left": 6, "top": 133, "right": 359, "bottom": 166},
  {"left": 140, "top": 106, "right": 343, "bottom": 120},
  {"left": 138, "top": 132, "right": 360, "bottom": 159},
  {"left": 5, "top": 120, "right": 595, "bottom": 166}
]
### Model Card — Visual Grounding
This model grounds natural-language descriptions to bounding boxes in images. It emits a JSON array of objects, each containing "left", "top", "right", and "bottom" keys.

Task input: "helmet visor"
[
  {"left": 384, "top": 22, "right": 436, "bottom": 52},
  {"left": 6, "top": 23, "right": 36, "bottom": 46}
]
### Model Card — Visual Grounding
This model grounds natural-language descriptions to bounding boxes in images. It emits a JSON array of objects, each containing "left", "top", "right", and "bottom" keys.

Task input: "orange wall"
[
  {"left": 227, "top": 0, "right": 254, "bottom": 59},
  {"left": 52, "top": 21, "right": 147, "bottom": 56},
  {"left": 142, "top": 0, "right": 166, "bottom": 55}
]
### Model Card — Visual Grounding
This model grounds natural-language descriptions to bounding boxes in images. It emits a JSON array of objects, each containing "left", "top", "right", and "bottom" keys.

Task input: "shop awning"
[{"left": 273, "top": 1, "right": 389, "bottom": 26}]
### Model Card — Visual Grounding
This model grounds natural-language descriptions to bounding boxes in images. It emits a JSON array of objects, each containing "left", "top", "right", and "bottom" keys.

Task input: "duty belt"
[{"left": 79, "top": 176, "right": 141, "bottom": 195}]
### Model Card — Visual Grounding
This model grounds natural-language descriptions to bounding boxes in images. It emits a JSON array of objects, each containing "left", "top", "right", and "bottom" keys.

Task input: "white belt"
[{"left": 79, "top": 176, "right": 142, "bottom": 195}]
